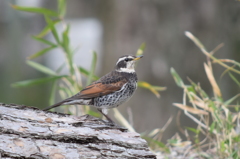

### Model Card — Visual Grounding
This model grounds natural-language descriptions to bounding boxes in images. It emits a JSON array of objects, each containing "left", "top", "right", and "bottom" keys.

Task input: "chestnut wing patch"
[{"left": 79, "top": 79, "right": 127, "bottom": 99}]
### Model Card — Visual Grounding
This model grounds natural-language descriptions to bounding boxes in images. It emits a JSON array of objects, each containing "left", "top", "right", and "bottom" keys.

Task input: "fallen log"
[{"left": 0, "top": 103, "right": 156, "bottom": 159}]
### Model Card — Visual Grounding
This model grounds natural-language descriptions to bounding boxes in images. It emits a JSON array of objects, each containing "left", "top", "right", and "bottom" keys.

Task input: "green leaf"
[
  {"left": 228, "top": 72, "right": 240, "bottom": 87},
  {"left": 194, "top": 137, "right": 200, "bottom": 144},
  {"left": 28, "top": 46, "right": 57, "bottom": 59},
  {"left": 79, "top": 67, "right": 99, "bottom": 81},
  {"left": 233, "top": 135, "right": 240, "bottom": 142},
  {"left": 186, "top": 127, "right": 199, "bottom": 134},
  {"left": 231, "top": 149, "right": 239, "bottom": 159},
  {"left": 171, "top": 67, "right": 185, "bottom": 88},
  {"left": 220, "top": 141, "right": 226, "bottom": 152},
  {"left": 36, "top": 20, "right": 61, "bottom": 38},
  {"left": 168, "top": 139, "right": 179, "bottom": 144},
  {"left": 224, "top": 94, "right": 240, "bottom": 106},
  {"left": 213, "top": 111, "right": 223, "bottom": 128},
  {"left": 138, "top": 81, "right": 166, "bottom": 98},
  {"left": 58, "top": 0, "right": 66, "bottom": 18},
  {"left": 44, "top": 15, "right": 60, "bottom": 44},
  {"left": 61, "top": 24, "right": 73, "bottom": 75},
  {"left": 209, "top": 121, "right": 216, "bottom": 134},
  {"left": 62, "top": 24, "right": 70, "bottom": 50},
  {"left": 136, "top": 43, "right": 145, "bottom": 56},
  {"left": 12, "top": 5, "right": 58, "bottom": 17},
  {"left": 234, "top": 101, "right": 239, "bottom": 112},
  {"left": 188, "top": 79, "right": 209, "bottom": 98},
  {"left": 32, "top": 36, "right": 57, "bottom": 47},
  {"left": 87, "top": 51, "right": 97, "bottom": 85},
  {"left": 26, "top": 60, "right": 57, "bottom": 76},
  {"left": 62, "top": 25, "right": 72, "bottom": 71},
  {"left": 56, "top": 63, "right": 66, "bottom": 74},
  {"left": 186, "top": 85, "right": 196, "bottom": 94},
  {"left": 11, "top": 76, "right": 66, "bottom": 88},
  {"left": 88, "top": 110, "right": 101, "bottom": 118}
]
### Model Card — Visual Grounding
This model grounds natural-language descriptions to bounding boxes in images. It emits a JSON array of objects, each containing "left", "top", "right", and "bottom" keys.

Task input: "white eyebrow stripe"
[
  {"left": 116, "top": 57, "right": 127, "bottom": 64},
  {"left": 116, "top": 56, "right": 134, "bottom": 65}
]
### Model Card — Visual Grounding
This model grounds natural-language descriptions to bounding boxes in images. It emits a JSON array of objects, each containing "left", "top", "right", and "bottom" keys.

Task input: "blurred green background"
[{"left": 0, "top": 0, "right": 240, "bottom": 141}]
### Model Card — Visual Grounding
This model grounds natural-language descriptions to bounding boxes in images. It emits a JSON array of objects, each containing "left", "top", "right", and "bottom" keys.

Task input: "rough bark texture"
[{"left": 0, "top": 103, "right": 156, "bottom": 159}]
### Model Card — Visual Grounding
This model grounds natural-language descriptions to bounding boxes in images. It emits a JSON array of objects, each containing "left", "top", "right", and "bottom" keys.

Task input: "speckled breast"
[{"left": 93, "top": 81, "right": 137, "bottom": 109}]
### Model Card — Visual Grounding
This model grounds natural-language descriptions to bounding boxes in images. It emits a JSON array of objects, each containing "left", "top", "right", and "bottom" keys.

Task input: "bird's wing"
[
  {"left": 78, "top": 77, "right": 127, "bottom": 99},
  {"left": 43, "top": 75, "right": 127, "bottom": 110}
]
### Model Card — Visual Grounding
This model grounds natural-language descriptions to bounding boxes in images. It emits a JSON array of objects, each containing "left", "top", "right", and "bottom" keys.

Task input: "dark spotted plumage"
[
  {"left": 92, "top": 71, "right": 137, "bottom": 108},
  {"left": 43, "top": 55, "right": 143, "bottom": 125}
]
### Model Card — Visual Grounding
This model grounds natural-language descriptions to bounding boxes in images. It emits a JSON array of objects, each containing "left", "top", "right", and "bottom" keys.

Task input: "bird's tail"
[
  {"left": 43, "top": 100, "right": 67, "bottom": 111},
  {"left": 43, "top": 97, "right": 92, "bottom": 111}
]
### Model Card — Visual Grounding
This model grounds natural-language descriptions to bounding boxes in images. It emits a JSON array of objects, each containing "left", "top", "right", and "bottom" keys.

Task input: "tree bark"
[{"left": 0, "top": 103, "right": 156, "bottom": 159}]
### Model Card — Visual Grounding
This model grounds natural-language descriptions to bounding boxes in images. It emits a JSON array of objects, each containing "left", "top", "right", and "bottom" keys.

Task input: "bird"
[{"left": 43, "top": 55, "right": 143, "bottom": 125}]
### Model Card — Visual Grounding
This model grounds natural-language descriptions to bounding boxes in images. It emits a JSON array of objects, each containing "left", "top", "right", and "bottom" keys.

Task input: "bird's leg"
[{"left": 97, "top": 108, "right": 115, "bottom": 126}]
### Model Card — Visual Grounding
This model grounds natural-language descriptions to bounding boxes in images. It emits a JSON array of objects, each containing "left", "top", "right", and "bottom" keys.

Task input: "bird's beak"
[{"left": 133, "top": 55, "right": 143, "bottom": 61}]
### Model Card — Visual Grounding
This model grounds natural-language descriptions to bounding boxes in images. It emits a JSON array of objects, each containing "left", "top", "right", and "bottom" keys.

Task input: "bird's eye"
[{"left": 125, "top": 58, "right": 129, "bottom": 62}]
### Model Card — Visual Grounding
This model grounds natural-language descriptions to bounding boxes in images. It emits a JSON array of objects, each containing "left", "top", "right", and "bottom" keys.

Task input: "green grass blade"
[
  {"left": 151, "top": 85, "right": 167, "bottom": 91},
  {"left": 32, "top": 36, "right": 57, "bottom": 47},
  {"left": 58, "top": 0, "right": 66, "bottom": 18},
  {"left": 26, "top": 60, "right": 57, "bottom": 76},
  {"left": 224, "top": 94, "right": 240, "bottom": 106},
  {"left": 56, "top": 63, "right": 66, "bottom": 74},
  {"left": 228, "top": 72, "right": 240, "bottom": 87},
  {"left": 12, "top": 5, "right": 58, "bottom": 17},
  {"left": 45, "top": 15, "right": 61, "bottom": 44},
  {"left": 62, "top": 24, "right": 70, "bottom": 49},
  {"left": 209, "top": 121, "right": 216, "bottom": 134},
  {"left": 28, "top": 46, "right": 57, "bottom": 59},
  {"left": 228, "top": 60, "right": 240, "bottom": 68},
  {"left": 136, "top": 43, "right": 145, "bottom": 56},
  {"left": 138, "top": 81, "right": 166, "bottom": 98},
  {"left": 36, "top": 20, "right": 61, "bottom": 38},
  {"left": 186, "top": 127, "right": 199, "bottom": 134},
  {"left": 61, "top": 24, "right": 74, "bottom": 74},
  {"left": 188, "top": 79, "right": 209, "bottom": 98},
  {"left": 170, "top": 67, "right": 185, "bottom": 88},
  {"left": 87, "top": 51, "right": 97, "bottom": 85},
  {"left": 11, "top": 76, "right": 66, "bottom": 88}
]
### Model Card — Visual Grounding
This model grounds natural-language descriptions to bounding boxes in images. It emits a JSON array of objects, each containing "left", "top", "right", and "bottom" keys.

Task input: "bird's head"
[{"left": 115, "top": 55, "right": 143, "bottom": 73}]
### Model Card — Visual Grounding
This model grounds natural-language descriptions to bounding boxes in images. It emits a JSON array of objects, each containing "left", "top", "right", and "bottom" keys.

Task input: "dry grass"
[{"left": 147, "top": 32, "right": 240, "bottom": 159}]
